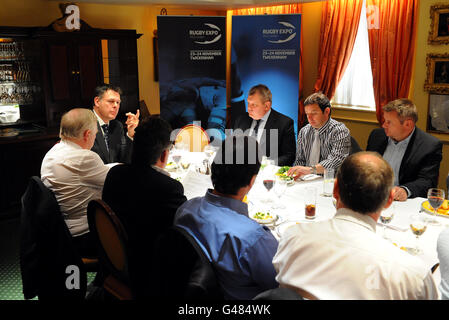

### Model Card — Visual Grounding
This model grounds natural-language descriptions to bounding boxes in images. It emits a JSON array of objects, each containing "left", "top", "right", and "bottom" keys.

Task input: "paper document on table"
[
  {"left": 106, "top": 162, "right": 121, "bottom": 168},
  {"left": 299, "top": 174, "right": 321, "bottom": 181},
  {"left": 182, "top": 170, "right": 213, "bottom": 200}
]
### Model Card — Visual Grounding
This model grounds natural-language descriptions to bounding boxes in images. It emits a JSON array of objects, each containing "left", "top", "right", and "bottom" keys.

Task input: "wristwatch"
[{"left": 310, "top": 166, "right": 317, "bottom": 175}]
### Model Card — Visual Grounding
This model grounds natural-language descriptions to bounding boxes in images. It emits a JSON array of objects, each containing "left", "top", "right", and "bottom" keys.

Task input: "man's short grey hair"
[
  {"left": 248, "top": 84, "right": 272, "bottom": 104},
  {"left": 59, "top": 108, "right": 97, "bottom": 140},
  {"left": 382, "top": 99, "right": 418, "bottom": 123}
]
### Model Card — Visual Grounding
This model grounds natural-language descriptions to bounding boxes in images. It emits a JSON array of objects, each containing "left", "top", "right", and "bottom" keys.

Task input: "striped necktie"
[{"left": 308, "top": 129, "right": 320, "bottom": 166}]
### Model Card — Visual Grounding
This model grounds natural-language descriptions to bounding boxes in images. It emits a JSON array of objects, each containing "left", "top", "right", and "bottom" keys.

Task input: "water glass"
[{"left": 323, "top": 168, "right": 335, "bottom": 197}]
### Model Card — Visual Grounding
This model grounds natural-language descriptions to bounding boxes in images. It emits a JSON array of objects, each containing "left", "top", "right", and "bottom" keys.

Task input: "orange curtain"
[
  {"left": 313, "top": 0, "right": 363, "bottom": 100},
  {"left": 367, "top": 0, "right": 418, "bottom": 124},
  {"left": 232, "top": 4, "right": 306, "bottom": 127}
]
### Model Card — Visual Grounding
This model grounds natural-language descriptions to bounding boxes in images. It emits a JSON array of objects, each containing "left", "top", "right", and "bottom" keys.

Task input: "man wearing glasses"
[
  {"left": 102, "top": 116, "right": 187, "bottom": 298},
  {"left": 91, "top": 84, "right": 140, "bottom": 164}
]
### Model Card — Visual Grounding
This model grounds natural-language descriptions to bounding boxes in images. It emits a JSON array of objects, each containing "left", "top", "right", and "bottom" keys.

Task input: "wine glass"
[
  {"left": 427, "top": 188, "right": 444, "bottom": 225},
  {"left": 203, "top": 144, "right": 216, "bottom": 159},
  {"left": 380, "top": 203, "right": 395, "bottom": 240},
  {"left": 272, "top": 176, "right": 288, "bottom": 209},
  {"left": 262, "top": 172, "right": 275, "bottom": 203},
  {"left": 409, "top": 212, "right": 427, "bottom": 255}
]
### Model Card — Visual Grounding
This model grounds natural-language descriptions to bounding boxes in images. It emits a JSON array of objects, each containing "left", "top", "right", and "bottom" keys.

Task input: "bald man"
[{"left": 274, "top": 152, "right": 438, "bottom": 300}]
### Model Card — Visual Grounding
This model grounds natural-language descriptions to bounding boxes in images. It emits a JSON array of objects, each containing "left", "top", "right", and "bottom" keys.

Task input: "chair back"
[
  {"left": 350, "top": 136, "right": 362, "bottom": 154},
  {"left": 87, "top": 199, "right": 132, "bottom": 299},
  {"left": 253, "top": 287, "right": 305, "bottom": 300},
  {"left": 153, "top": 226, "right": 223, "bottom": 300},
  {"left": 175, "top": 124, "right": 209, "bottom": 152},
  {"left": 19, "top": 176, "right": 87, "bottom": 300},
  {"left": 139, "top": 100, "right": 151, "bottom": 117}
]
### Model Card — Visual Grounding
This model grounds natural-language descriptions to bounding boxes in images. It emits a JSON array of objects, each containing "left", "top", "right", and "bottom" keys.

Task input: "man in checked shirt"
[{"left": 288, "top": 92, "right": 350, "bottom": 179}]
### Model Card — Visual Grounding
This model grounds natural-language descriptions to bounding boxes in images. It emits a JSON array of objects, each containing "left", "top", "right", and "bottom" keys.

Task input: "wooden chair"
[
  {"left": 87, "top": 199, "right": 133, "bottom": 300},
  {"left": 153, "top": 226, "right": 223, "bottom": 300},
  {"left": 139, "top": 100, "right": 151, "bottom": 118},
  {"left": 175, "top": 124, "right": 209, "bottom": 152}
]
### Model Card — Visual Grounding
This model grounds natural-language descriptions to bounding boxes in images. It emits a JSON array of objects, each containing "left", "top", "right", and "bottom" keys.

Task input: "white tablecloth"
[{"left": 170, "top": 156, "right": 448, "bottom": 297}]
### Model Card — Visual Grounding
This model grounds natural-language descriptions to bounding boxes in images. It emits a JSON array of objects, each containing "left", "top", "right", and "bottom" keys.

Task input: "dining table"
[{"left": 167, "top": 150, "right": 448, "bottom": 299}]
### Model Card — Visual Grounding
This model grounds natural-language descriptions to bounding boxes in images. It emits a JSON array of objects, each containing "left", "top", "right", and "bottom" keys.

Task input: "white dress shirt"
[
  {"left": 250, "top": 109, "right": 271, "bottom": 143},
  {"left": 93, "top": 109, "right": 133, "bottom": 141},
  {"left": 383, "top": 128, "right": 414, "bottom": 196},
  {"left": 41, "top": 140, "right": 111, "bottom": 237},
  {"left": 273, "top": 208, "right": 438, "bottom": 300},
  {"left": 437, "top": 228, "right": 449, "bottom": 299}
]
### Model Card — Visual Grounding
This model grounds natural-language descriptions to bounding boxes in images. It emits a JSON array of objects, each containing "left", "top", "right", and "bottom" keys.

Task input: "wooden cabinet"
[
  {"left": 0, "top": 132, "right": 60, "bottom": 219},
  {"left": 37, "top": 28, "right": 141, "bottom": 127},
  {"left": 40, "top": 36, "right": 103, "bottom": 127}
]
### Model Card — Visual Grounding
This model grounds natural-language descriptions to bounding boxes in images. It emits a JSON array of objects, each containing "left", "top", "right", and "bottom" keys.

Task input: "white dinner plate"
[
  {"left": 275, "top": 221, "right": 302, "bottom": 237},
  {"left": 251, "top": 212, "right": 279, "bottom": 225}
]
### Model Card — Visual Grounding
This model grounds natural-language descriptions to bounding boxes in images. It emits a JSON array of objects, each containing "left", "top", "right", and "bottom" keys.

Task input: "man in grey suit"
[{"left": 91, "top": 84, "right": 140, "bottom": 164}]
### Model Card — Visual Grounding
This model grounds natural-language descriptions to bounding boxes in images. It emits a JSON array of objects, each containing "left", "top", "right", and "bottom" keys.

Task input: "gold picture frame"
[
  {"left": 428, "top": 4, "right": 449, "bottom": 45},
  {"left": 427, "top": 93, "right": 449, "bottom": 134},
  {"left": 424, "top": 53, "right": 449, "bottom": 94}
]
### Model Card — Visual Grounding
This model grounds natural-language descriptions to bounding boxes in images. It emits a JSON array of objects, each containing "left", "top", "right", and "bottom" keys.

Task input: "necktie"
[
  {"left": 252, "top": 119, "right": 261, "bottom": 139},
  {"left": 308, "top": 129, "right": 320, "bottom": 166},
  {"left": 102, "top": 124, "right": 110, "bottom": 152}
]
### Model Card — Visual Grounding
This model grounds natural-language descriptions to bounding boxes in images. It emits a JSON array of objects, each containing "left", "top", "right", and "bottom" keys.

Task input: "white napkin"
[{"left": 299, "top": 174, "right": 321, "bottom": 181}]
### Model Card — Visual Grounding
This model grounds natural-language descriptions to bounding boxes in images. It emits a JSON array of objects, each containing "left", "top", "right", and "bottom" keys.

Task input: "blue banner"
[
  {"left": 231, "top": 14, "right": 301, "bottom": 136},
  {"left": 157, "top": 16, "right": 226, "bottom": 139}
]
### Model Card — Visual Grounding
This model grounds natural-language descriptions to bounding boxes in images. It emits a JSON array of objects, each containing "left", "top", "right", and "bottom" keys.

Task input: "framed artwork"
[
  {"left": 424, "top": 53, "right": 449, "bottom": 94},
  {"left": 428, "top": 4, "right": 449, "bottom": 45},
  {"left": 427, "top": 93, "right": 449, "bottom": 134}
]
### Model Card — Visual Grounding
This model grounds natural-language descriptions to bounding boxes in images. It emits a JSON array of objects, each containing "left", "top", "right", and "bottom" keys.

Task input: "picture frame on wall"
[
  {"left": 424, "top": 53, "right": 449, "bottom": 94},
  {"left": 428, "top": 4, "right": 449, "bottom": 45},
  {"left": 427, "top": 93, "right": 449, "bottom": 134}
]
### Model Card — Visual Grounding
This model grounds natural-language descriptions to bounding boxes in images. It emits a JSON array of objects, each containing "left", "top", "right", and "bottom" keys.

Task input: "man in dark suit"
[
  {"left": 367, "top": 99, "right": 442, "bottom": 201},
  {"left": 232, "top": 84, "right": 296, "bottom": 166},
  {"left": 91, "top": 85, "right": 140, "bottom": 164},
  {"left": 102, "top": 116, "right": 187, "bottom": 298}
]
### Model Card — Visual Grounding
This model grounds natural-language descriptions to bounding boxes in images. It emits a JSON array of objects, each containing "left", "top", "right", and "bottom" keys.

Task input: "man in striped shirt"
[{"left": 288, "top": 92, "right": 350, "bottom": 178}]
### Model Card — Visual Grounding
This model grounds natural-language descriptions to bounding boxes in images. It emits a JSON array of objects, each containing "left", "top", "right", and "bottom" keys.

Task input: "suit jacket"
[
  {"left": 91, "top": 120, "right": 132, "bottom": 164},
  {"left": 20, "top": 177, "right": 87, "bottom": 300},
  {"left": 232, "top": 109, "right": 296, "bottom": 166},
  {"left": 102, "top": 164, "right": 187, "bottom": 299},
  {"left": 366, "top": 127, "right": 443, "bottom": 198}
]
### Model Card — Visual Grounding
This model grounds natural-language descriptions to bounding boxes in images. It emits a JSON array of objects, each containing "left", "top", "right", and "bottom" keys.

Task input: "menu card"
[{"left": 181, "top": 170, "right": 213, "bottom": 200}]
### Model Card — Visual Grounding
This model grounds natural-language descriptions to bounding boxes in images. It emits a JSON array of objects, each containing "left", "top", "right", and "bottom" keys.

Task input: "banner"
[
  {"left": 231, "top": 14, "right": 301, "bottom": 135},
  {"left": 157, "top": 16, "right": 226, "bottom": 140}
]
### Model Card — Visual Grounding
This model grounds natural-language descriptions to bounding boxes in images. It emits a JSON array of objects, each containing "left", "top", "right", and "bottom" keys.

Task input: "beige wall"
[
  {"left": 1, "top": 0, "right": 224, "bottom": 115},
  {"left": 412, "top": 0, "right": 449, "bottom": 190}
]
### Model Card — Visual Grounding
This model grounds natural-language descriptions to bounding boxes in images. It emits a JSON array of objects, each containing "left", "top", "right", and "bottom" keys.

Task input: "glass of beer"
[
  {"left": 304, "top": 187, "right": 317, "bottom": 220},
  {"left": 409, "top": 212, "right": 427, "bottom": 255}
]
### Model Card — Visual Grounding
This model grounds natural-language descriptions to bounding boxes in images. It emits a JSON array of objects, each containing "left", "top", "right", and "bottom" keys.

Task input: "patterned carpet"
[
  {"left": 0, "top": 217, "right": 96, "bottom": 300},
  {"left": 0, "top": 217, "right": 24, "bottom": 300}
]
